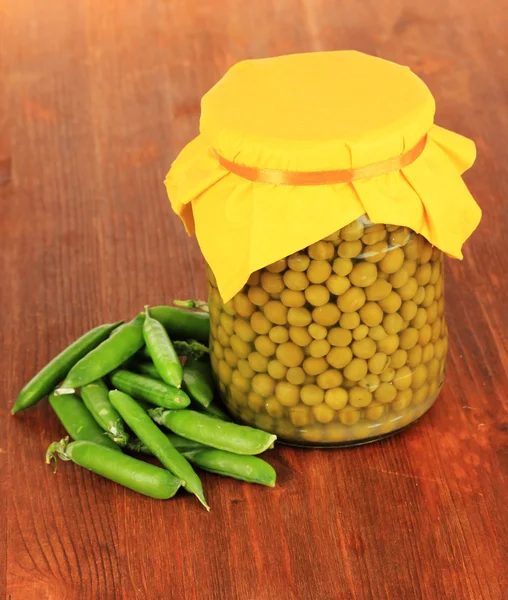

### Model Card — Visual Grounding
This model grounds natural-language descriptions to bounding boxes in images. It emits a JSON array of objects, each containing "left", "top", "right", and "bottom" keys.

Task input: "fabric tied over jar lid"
[{"left": 165, "top": 51, "right": 481, "bottom": 303}]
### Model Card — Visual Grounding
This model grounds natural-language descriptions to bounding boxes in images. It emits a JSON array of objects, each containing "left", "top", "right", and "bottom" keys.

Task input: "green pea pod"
[
  {"left": 128, "top": 432, "right": 208, "bottom": 455},
  {"left": 109, "top": 390, "right": 209, "bottom": 510},
  {"left": 150, "top": 408, "right": 276, "bottom": 455},
  {"left": 46, "top": 439, "right": 181, "bottom": 499},
  {"left": 198, "top": 400, "right": 232, "bottom": 421},
  {"left": 49, "top": 392, "right": 120, "bottom": 450},
  {"left": 148, "top": 306, "right": 210, "bottom": 345},
  {"left": 131, "top": 361, "right": 162, "bottom": 381},
  {"left": 182, "top": 358, "right": 214, "bottom": 408},
  {"left": 143, "top": 306, "right": 183, "bottom": 388},
  {"left": 81, "top": 379, "right": 129, "bottom": 446},
  {"left": 59, "top": 315, "right": 145, "bottom": 391},
  {"left": 183, "top": 449, "right": 276, "bottom": 487},
  {"left": 110, "top": 369, "right": 190, "bottom": 409},
  {"left": 136, "top": 346, "right": 153, "bottom": 361},
  {"left": 11, "top": 320, "right": 123, "bottom": 414},
  {"left": 129, "top": 361, "right": 230, "bottom": 420}
]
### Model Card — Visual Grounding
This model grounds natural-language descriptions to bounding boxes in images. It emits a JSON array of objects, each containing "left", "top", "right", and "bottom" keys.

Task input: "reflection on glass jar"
[{"left": 207, "top": 217, "right": 447, "bottom": 447}]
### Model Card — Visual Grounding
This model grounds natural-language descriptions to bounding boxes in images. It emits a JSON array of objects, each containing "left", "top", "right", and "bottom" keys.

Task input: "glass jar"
[
  {"left": 166, "top": 51, "right": 480, "bottom": 445},
  {"left": 207, "top": 216, "right": 447, "bottom": 446}
]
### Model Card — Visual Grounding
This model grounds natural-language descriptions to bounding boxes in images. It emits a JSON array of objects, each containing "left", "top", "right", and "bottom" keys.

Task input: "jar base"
[
  {"left": 276, "top": 417, "right": 424, "bottom": 449},
  {"left": 224, "top": 386, "right": 441, "bottom": 448}
]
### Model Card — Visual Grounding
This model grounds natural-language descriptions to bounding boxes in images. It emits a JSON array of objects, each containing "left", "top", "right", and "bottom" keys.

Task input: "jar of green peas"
[
  {"left": 206, "top": 218, "right": 450, "bottom": 445},
  {"left": 166, "top": 51, "right": 481, "bottom": 446}
]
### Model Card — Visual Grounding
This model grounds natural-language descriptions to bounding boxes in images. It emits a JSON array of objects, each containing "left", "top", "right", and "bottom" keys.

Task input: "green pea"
[
  {"left": 150, "top": 408, "right": 276, "bottom": 455},
  {"left": 110, "top": 369, "right": 190, "bottom": 409},
  {"left": 248, "top": 285, "right": 270, "bottom": 306},
  {"left": 383, "top": 313, "right": 404, "bottom": 334},
  {"left": 312, "top": 304, "right": 341, "bottom": 326},
  {"left": 283, "top": 270, "right": 309, "bottom": 291},
  {"left": 307, "top": 261, "right": 332, "bottom": 284},
  {"left": 308, "top": 241, "right": 334, "bottom": 260},
  {"left": 332, "top": 257, "right": 353, "bottom": 276},
  {"left": 359, "top": 302, "right": 384, "bottom": 327},
  {"left": 46, "top": 439, "right": 181, "bottom": 500},
  {"left": 60, "top": 315, "right": 145, "bottom": 391},
  {"left": 365, "top": 279, "right": 392, "bottom": 301},
  {"left": 337, "top": 287, "right": 366, "bottom": 313},
  {"left": 49, "top": 392, "right": 120, "bottom": 450},
  {"left": 362, "top": 225, "right": 386, "bottom": 245},
  {"left": 339, "top": 311, "right": 361, "bottom": 329},
  {"left": 327, "top": 327, "right": 352, "bottom": 347},
  {"left": 12, "top": 320, "right": 123, "bottom": 414},
  {"left": 143, "top": 306, "right": 183, "bottom": 388},
  {"left": 348, "top": 262, "right": 378, "bottom": 287},
  {"left": 352, "top": 338, "right": 377, "bottom": 359},
  {"left": 338, "top": 240, "right": 363, "bottom": 258},
  {"left": 81, "top": 379, "right": 129, "bottom": 446},
  {"left": 326, "top": 274, "right": 351, "bottom": 296},
  {"left": 348, "top": 386, "right": 372, "bottom": 407},
  {"left": 340, "top": 220, "right": 364, "bottom": 241},
  {"left": 261, "top": 271, "right": 285, "bottom": 294},
  {"left": 305, "top": 284, "right": 330, "bottom": 306},
  {"left": 379, "top": 248, "right": 405, "bottom": 273},
  {"left": 378, "top": 291, "right": 402, "bottom": 314},
  {"left": 326, "top": 346, "right": 353, "bottom": 369},
  {"left": 287, "top": 252, "right": 311, "bottom": 272},
  {"left": 343, "top": 358, "right": 368, "bottom": 382},
  {"left": 184, "top": 449, "right": 276, "bottom": 487},
  {"left": 374, "top": 382, "right": 397, "bottom": 403},
  {"left": 109, "top": 390, "right": 208, "bottom": 509}
]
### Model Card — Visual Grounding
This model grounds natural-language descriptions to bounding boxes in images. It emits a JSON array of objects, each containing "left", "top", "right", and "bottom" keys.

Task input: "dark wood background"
[{"left": 1, "top": 1, "right": 506, "bottom": 599}]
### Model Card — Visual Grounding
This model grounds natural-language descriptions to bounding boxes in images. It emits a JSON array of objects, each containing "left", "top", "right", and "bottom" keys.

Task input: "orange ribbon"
[{"left": 213, "top": 135, "right": 427, "bottom": 186}]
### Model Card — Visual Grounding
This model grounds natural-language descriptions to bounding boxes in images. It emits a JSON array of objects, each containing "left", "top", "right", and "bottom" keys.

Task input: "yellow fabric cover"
[{"left": 165, "top": 51, "right": 480, "bottom": 303}]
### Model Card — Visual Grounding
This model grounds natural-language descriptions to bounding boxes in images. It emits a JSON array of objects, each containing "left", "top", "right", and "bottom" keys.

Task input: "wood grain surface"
[{"left": 2, "top": 1, "right": 507, "bottom": 599}]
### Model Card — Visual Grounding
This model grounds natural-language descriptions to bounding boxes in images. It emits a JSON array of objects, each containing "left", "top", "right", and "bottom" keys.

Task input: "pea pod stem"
[
  {"left": 46, "top": 438, "right": 71, "bottom": 471},
  {"left": 173, "top": 299, "right": 209, "bottom": 313},
  {"left": 11, "top": 320, "right": 123, "bottom": 414},
  {"left": 46, "top": 438, "right": 182, "bottom": 499},
  {"left": 109, "top": 390, "right": 209, "bottom": 510},
  {"left": 176, "top": 340, "right": 210, "bottom": 358},
  {"left": 149, "top": 408, "right": 277, "bottom": 455}
]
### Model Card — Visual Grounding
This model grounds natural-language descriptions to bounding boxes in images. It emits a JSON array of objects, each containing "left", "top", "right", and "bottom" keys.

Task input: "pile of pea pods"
[{"left": 12, "top": 303, "right": 277, "bottom": 509}]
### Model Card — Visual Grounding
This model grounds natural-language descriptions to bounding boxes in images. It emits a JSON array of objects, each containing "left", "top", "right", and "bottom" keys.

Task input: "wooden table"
[{"left": 2, "top": 1, "right": 506, "bottom": 599}]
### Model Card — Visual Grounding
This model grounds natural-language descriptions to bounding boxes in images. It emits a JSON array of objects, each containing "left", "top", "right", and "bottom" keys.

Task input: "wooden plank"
[{"left": 2, "top": 0, "right": 507, "bottom": 598}]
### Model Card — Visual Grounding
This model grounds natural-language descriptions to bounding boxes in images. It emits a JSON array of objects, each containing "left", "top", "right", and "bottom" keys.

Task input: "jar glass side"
[{"left": 207, "top": 216, "right": 448, "bottom": 447}]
